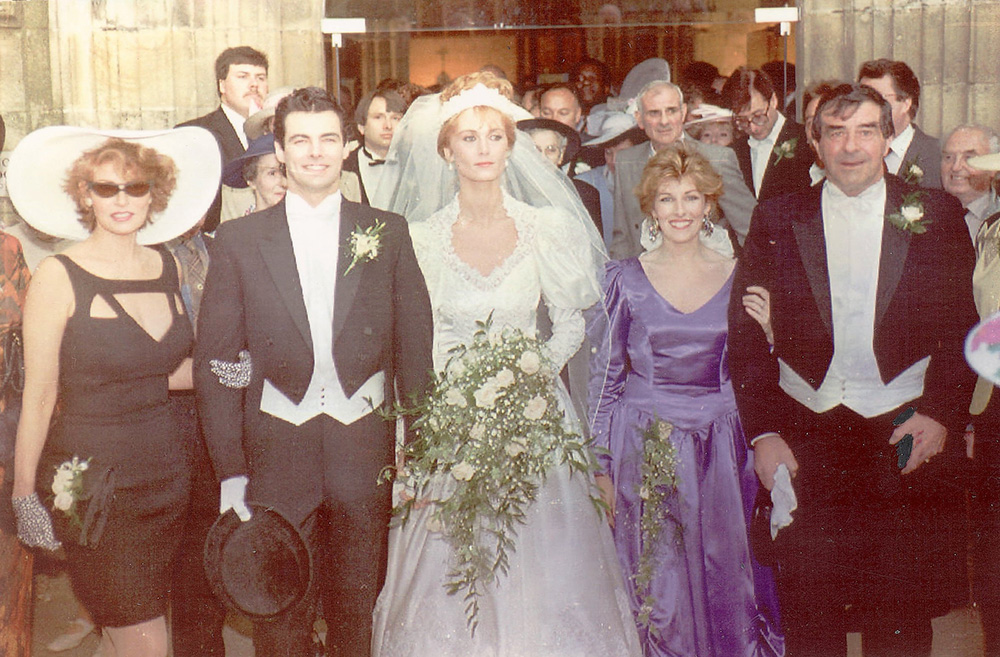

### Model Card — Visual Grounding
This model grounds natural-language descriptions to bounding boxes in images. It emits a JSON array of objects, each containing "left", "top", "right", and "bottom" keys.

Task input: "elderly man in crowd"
[
  {"left": 860, "top": 58, "right": 942, "bottom": 188},
  {"left": 540, "top": 84, "right": 584, "bottom": 133},
  {"left": 610, "top": 80, "right": 756, "bottom": 258},
  {"left": 940, "top": 124, "right": 1000, "bottom": 241}
]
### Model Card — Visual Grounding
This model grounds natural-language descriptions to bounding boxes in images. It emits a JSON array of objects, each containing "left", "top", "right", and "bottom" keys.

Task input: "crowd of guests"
[{"left": 0, "top": 41, "right": 998, "bottom": 657}]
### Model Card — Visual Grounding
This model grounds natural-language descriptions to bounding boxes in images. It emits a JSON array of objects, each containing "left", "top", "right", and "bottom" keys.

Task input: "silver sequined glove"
[
  {"left": 13, "top": 492, "right": 62, "bottom": 551},
  {"left": 209, "top": 350, "right": 252, "bottom": 389}
]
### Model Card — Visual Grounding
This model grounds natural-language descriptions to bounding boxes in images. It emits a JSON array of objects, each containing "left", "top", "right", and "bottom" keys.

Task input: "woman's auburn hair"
[
  {"left": 64, "top": 138, "right": 177, "bottom": 232},
  {"left": 636, "top": 142, "right": 724, "bottom": 218},
  {"left": 436, "top": 72, "right": 517, "bottom": 159}
]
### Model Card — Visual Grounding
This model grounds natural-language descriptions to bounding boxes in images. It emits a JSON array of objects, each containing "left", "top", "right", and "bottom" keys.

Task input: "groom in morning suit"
[
  {"left": 728, "top": 84, "right": 977, "bottom": 656},
  {"left": 194, "top": 87, "right": 434, "bottom": 656}
]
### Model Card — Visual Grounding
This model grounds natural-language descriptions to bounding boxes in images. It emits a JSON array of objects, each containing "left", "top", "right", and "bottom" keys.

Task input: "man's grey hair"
[
  {"left": 944, "top": 124, "right": 1000, "bottom": 154},
  {"left": 635, "top": 81, "right": 685, "bottom": 113}
]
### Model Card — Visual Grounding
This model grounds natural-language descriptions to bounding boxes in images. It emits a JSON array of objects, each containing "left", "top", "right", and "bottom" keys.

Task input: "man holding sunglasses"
[{"left": 722, "top": 67, "right": 813, "bottom": 203}]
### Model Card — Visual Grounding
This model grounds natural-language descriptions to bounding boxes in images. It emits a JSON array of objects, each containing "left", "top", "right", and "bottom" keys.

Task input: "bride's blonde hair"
[{"left": 437, "top": 72, "right": 517, "bottom": 158}]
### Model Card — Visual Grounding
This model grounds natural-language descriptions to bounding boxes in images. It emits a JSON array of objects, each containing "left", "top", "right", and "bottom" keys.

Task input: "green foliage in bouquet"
[{"left": 381, "top": 316, "right": 598, "bottom": 632}]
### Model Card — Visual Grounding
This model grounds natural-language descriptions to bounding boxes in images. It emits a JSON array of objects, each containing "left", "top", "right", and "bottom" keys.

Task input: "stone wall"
[
  {"left": 0, "top": 0, "right": 326, "bottom": 222},
  {"left": 798, "top": 0, "right": 1000, "bottom": 139}
]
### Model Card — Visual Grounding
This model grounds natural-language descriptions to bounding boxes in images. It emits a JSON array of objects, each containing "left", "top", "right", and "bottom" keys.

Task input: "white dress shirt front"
[
  {"left": 259, "top": 192, "right": 385, "bottom": 425},
  {"left": 748, "top": 112, "right": 785, "bottom": 197},
  {"left": 221, "top": 102, "right": 249, "bottom": 151},
  {"left": 778, "top": 178, "right": 929, "bottom": 417},
  {"left": 884, "top": 123, "right": 915, "bottom": 176}
]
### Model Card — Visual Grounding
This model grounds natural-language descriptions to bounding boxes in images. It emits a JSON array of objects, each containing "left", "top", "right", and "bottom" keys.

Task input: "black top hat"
[{"left": 204, "top": 503, "right": 311, "bottom": 619}]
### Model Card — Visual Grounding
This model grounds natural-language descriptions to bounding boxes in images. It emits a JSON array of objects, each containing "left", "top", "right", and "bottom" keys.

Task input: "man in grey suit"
[
  {"left": 860, "top": 58, "right": 942, "bottom": 189},
  {"left": 610, "top": 80, "right": 757, "bottom": 258}
]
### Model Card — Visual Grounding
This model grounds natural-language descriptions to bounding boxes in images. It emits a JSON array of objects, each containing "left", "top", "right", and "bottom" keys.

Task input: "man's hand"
[
  {"left": 753, "top": 433, "right": 799, "bottom": 490},
  {"left": 890, "top": 412, "right": 946, "bottom": 475},
  {"left": 219, "top": 475, "right": 252, "bottom": 521}
]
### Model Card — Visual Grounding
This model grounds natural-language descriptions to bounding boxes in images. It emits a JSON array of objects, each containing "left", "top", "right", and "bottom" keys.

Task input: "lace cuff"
[{"left": 542, "top": 305, "right": 585, "bottom": 372}]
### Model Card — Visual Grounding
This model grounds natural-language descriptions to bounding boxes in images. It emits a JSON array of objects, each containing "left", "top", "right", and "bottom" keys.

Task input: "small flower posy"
[
  {"left": 634, "top": 418, "right": 679, "bottom": 634},
  {"left": 344, "top": 219, "right": 385, "bottom": 275},
  {"left": 380, "top": 316, "right": 597, "bottom": 633},
  {"left": 51, "top": 456, "right": 91, "bottom": 528},
  {"left": 901, "top": 159, "right": 924, "bottom": 185},
  {"left": 772, "top": 137, "right": 798, "bottom": 165},
  {"left": 887, "top": 189, "right": 930, "bottom": 235}
]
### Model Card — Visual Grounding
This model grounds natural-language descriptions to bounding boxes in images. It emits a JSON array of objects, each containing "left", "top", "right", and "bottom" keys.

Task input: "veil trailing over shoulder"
[{"left": 368, "top": 91, "right": 608, "bottom": 282}]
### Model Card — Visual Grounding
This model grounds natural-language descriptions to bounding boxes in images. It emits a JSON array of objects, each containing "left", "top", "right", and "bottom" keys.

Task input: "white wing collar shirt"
[
  {"left": 884, "top": 123, "right": 915, "bottom": 177},
  {"left": 778, "top": 178, "right": 929, "bottom": 416},
  {"left": 748, "top": 111, "right": 786, "bottom": 197},
  {"left": 259, "top": 191, "right": 385, "bottom": 425},
  {"left": 221, "top": 102, "right": 250, "bottom": 151}
]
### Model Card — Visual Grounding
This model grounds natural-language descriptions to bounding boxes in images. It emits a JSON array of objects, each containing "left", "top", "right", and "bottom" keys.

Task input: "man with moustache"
[
  {"left": 194, "top": 86, "right": 433, "bottom": 656},
  {"left": 729, "top": 83, "right": 976, "bottom": 656},
  {"left": 610, "top": 80, "right": 756, "bottom": 258},
  {"left": 178, "top": 46, "right": 269, "bottom": 229}
]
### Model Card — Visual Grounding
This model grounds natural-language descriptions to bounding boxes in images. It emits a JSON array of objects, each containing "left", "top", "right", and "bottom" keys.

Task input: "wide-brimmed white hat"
[
  {"left": 684, "top": 104, "right": 734, "bottom": 127},
  {"left": 7, "top": 126, "right": 221, "bottom": 245},
  {"left": 968, "top": 152, "right": 1000, "bottom": 172}
]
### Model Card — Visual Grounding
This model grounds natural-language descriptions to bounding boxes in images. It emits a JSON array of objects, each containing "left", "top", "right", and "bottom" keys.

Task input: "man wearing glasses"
[
  {"left": 722, "top": 67, "right": 813, "bottom": 202},
  {"left": 859, "top": 58, "right": 942, "bottom": 189}
]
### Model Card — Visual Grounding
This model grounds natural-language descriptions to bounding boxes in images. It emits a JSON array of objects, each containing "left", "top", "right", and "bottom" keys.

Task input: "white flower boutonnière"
[
  {"left": 344, "top": 219, "right": 385, "bottom": 275},
  {"left": 888, "top": 189, "right": 931, "bottom": 235},
  {"left": 902, "top": 159, "right": 924, "bottom": 185},
  {"left": 51, "top": 456, "right": 91, "bottom": 527},
  {"left": 772, "top": 137, "right": 798, "bottom": 165}
]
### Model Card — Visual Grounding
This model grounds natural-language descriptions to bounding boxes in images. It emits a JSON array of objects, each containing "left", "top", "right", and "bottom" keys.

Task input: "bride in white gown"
[{"left": 369, "top": 73, "right": 641, "bottom": 657}]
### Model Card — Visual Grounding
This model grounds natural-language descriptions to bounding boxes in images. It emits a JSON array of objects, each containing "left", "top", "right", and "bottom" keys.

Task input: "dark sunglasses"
[{"left": 87, "top": 181, "right": 152, "bottom": 198}]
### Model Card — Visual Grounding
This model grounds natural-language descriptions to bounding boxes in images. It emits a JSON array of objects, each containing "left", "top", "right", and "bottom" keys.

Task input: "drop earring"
[
  {"left": 647, "top": 217, "right": 661, "bottom": 243},
  {"left": 701, "top": 213, "right": 714, "bottom": 235},
  {"left": 447, "top": 160, "right": 455, "bottom": 171}
]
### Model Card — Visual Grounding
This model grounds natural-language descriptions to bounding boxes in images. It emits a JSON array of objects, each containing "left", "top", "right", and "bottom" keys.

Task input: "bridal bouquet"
[{"left": 384, "top": 316, "right": 595, "bottom": 631}]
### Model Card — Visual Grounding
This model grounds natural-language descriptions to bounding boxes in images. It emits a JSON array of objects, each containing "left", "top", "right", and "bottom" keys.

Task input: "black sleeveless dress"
[{"left": 43, "top": 248, "right": 193, "bottom": 627}]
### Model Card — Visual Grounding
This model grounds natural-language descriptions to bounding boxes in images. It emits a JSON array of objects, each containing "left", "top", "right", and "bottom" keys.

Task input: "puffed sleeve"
[
  {"left": 586, "top": 259, "right": 631, "bottom": 474},
  {"left": 408, "top": 221, "right": 443, "bottom": 304},
  {"left": 533, "top": 205, "right": 603, "bottom": 312}
]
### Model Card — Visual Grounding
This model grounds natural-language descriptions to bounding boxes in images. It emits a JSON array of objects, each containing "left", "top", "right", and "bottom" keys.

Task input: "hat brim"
[
  {"left": 204, "top": 504, "right": 312, "bottom": 619},
  {"left": 517, "top": 118, "right": 582, "bottom": 167},
  {"left": 968, "top": 153, "right": 1000, "bottom": 173},
  {"left": 7, "top": 126, "right": 221, "bottom": 245},
  {"left": 244, "top": 108, "right": 275, "bottom": 143}
]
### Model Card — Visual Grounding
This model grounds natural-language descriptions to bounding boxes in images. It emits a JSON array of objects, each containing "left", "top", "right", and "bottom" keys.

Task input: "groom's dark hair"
[{"left": 273, "top": 86, "right": 346, "bottom": 146}]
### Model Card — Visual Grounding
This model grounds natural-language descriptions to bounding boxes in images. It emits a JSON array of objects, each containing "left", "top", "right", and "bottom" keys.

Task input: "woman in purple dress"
[{"left": 589, "top": 143, "right": 783, "bottom": 656}]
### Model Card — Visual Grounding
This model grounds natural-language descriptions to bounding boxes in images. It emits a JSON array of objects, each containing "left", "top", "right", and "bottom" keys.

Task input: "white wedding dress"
[{"left": 371, "top": 194, "right": 641, "bottom": 657}]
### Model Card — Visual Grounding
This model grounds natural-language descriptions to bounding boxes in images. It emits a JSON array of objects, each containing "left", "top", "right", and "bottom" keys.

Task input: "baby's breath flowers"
[{"left": 381, "top": 317, "right": 597, "bottom": 631}]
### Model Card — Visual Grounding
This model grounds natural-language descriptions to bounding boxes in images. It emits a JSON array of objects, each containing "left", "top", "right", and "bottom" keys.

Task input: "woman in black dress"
[{"left": 8, "top": 127, "right": 219, "bottom": 657}]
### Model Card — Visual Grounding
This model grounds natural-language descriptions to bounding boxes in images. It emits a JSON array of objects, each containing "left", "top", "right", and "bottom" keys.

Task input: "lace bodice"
[{"left": 410, "top": 194, "right": 601, "bottom": 372}]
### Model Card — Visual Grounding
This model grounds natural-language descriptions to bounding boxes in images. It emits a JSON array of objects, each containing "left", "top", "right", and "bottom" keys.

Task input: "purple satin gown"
[{"left": 589, "top": 258, "right": 784, "bottom": 657}]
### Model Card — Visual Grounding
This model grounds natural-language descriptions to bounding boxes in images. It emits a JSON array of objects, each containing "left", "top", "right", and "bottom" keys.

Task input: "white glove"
[
  {"left": 13, "top": 493, "right": 62, "bottom": 550},
  {"left": 219, "top": 475, "right": 252, "bottom": 522}
]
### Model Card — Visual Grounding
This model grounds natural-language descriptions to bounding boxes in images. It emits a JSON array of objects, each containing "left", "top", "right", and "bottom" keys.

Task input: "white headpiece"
[{"left": 438, "top": 83, "right": 532, "bottom": 125}]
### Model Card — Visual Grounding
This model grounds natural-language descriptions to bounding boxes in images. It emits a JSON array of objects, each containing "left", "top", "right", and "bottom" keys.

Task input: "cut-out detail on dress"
[{"left": 89, "top": 292, "right": 182, "bottom": 344}]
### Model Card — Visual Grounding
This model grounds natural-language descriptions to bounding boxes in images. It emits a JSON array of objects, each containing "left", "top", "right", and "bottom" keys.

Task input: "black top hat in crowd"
[{"left": 204, "top": 503, "right": 312, "bottom": 619}]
